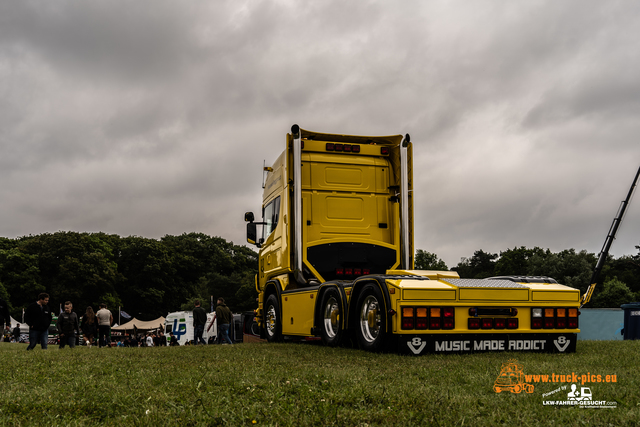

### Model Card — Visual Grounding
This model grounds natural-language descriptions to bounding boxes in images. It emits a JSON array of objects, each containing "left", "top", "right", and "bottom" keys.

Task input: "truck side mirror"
[
  {"left": 244, "top": 212, "right": 255, "bottom": 222},
  {"left": 246, "top": 222, "right": 258, "bottom": 246}
]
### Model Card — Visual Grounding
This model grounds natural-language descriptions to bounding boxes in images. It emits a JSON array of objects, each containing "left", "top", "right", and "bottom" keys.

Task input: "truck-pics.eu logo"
[{"left": 494, "top": 359, "right": 534, "bottom": 394}]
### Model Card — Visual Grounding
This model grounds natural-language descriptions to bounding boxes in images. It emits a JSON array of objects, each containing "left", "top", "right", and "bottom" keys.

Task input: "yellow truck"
[{"left": 244, "top": 125, "right": 584, "bottom": 354}]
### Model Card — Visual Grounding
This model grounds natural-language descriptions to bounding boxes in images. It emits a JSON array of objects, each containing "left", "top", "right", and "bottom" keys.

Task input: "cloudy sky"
[{"left": 1, "top": 0, "right": 639, "bottom": 268}]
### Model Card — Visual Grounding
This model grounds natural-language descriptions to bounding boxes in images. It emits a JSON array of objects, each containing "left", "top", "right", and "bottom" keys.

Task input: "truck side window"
[{"left": 262, "top": 196, "right": 281, "bottom": 240}]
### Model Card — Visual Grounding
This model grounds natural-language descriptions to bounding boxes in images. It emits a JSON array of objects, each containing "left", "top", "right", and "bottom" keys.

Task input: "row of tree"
[
  {"left": 2, "top": 231, "right": 638, "bottom": 321},
  {"left": 416, "top": 246, "right": 640, "bottom": 308},
  {"left": 0, "top": 232, "right": 258, "bottom": 321}
]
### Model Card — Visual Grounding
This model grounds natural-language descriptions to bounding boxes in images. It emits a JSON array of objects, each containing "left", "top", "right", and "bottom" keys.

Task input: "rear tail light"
[
  {"left": 466, "top": 306, "right": 519, "bottom": 330},
  {"left": 325, "top": 143, "right": 360, "bottom": 153},
  {"left": 430, "top": 317, "right": 441, "bottom": 329},
  {"left": 532, "top": 307, "right": 579, "bottom": 330},
  {"left": 568, "top": 308, "right": 579, "bottom": 328},
  {"left": 381, "top": 147, "right": 389, "bottom": 155},
  {"left": 416, "top": 308, "right": 428, "bottom": 329},
  {"left": 442, "top": 307, "right": 454, "bottom": 329},
  {"left": 335, "top": 267, "right": 369, "bottom": 278},
  {"left": 400, "top": 306, "right": 454, "bottom": 330},
  {"left": 401, "top": 307, "right": 414, "bottom": 329},
  {"left": 481, "top": 318, "right": 493, "bottom": 329}
]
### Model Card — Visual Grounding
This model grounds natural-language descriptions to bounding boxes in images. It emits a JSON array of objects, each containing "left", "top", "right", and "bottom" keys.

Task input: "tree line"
[
  {"left": 2, "top": 231, "right": 638, "bottom": 322},
  {"left": 0, "top": 232, "right": 258, "bottom": 322},
  {"left": 416, "top": 246, "right": 640, "bottom": 308}
]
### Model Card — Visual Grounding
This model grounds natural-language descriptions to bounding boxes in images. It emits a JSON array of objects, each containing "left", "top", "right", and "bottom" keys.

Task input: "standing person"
[
  {"left": 57, "top": 301, "right": 79, "bottom": 349},
  {"left": 146, "top": 333, "right": 153, "bottom": 347},
  {"left": 81, "top": 307, "right": 97, "bottom": 347},
  {"left": 215, "top": 298, "right": 233, "bottom": 345},
  {"left": 24, "top": 293, "right": 52, "bottom": 350},
  {"left": 169, "top": 332, "right": 179, "bottom": 346},
  {"left": 13, "top": 323, "right": 21, "bottom": 343},
  {"left": 193, "top": 300, "right": 207, "bottom": 345},
  {"left": 0, "top": 296, "right": 10, "bottom": 333},
  {"left": 157, "top": 330, "right": 167, "bottom": 346},
  {"left": 96, "top": 303, "right": 113, "bottom": 348}
]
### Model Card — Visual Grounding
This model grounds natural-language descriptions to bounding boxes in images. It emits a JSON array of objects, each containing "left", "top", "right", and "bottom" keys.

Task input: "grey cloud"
[{"left": 0, "top": 0, "right": 639, "bottom": 270}]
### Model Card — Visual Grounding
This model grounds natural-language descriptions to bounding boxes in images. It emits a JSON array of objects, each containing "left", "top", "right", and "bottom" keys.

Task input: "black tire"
[
  {"left": 354, "top": 284, "right": 387, "bottom": 351},
  {"left": 264, "top": 294, "right": 282, "bottom": 342},
  {"left": 319, "top": 289, "right": 344, "bottom": 347}
]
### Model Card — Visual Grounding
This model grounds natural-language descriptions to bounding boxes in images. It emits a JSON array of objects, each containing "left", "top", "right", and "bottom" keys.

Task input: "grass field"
[{"left": 1, "top": 340, "right": 639, "bottom": 426}]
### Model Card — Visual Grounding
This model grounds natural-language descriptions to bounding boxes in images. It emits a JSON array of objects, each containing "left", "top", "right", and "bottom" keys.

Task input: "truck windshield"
[{"left": 262, "top": 196, "right": 281, "bottom": 240}]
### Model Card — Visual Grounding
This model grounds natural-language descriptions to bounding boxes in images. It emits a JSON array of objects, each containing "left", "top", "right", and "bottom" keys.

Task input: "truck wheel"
[
  {"left": 355, "top": 284, "right": 386, "bottom": 351},
  {"left": 265, "top": 294, "right": 282, "bottom": 342},
  {"left": 320, "top": 289, "right": 343, "bottom": 347}
]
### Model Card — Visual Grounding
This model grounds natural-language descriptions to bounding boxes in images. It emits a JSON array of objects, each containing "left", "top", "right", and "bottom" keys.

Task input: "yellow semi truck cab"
[{"left": 245, "top": 125, "right": 579, "bottom": 354}]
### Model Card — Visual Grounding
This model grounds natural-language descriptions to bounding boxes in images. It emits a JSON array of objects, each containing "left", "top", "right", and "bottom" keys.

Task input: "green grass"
[{"left": 1, "top": 340, "right": 639, "bottom": 426}]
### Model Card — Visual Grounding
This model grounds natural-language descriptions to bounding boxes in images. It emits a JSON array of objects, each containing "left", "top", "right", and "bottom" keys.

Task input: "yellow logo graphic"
[{"left": 494, "top": 359, "right": 534, "bottom": 394}]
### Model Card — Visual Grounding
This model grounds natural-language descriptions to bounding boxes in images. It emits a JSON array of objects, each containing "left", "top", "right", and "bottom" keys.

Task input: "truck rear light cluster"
[
  {"left": 401, "top": 307, "right": 454, "bottom": 330},
  {"left": 531, "top": 307, "right": 579, "bottom": 329},
  {"left": 325, "top": 143, "right": 361, "bottom": 153},
  {"left": 468, "top": 317, "right": 518, "bottom": 330},
  {"left": 335, "top": 267, "right": 370, "bottom": 278}
]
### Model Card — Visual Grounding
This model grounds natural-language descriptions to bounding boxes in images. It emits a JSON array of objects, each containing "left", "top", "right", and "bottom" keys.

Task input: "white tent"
[
  {"left": 111, "top": 317, "right": 165, "bottom": 332},
  {"left": 9, "top": 316, "right": 28, "bottom": 332}
]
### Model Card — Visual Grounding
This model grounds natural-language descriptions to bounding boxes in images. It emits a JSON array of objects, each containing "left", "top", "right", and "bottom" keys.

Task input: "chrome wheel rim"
[
  {"left": 266, "top": 304, "right": 277, "bottom": 337},
  {"left": 359, "top": 295, "right": 380, "bottom": 343},
  {"left": 323, "top": 297, "right": 339, "bottom": 338}
]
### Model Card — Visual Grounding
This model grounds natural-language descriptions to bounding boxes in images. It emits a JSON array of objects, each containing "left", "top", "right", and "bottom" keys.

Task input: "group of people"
[
  {"left": 115, "top": 331, "right": 168, "bottom": 347},
  {"left": 1, "top": 294, "right": 235, "bottom": 349},
  {"left": 0, "top": 293, "right": 116, "bottom": 350},
  {"left": 0, "top": 296, "right": 17, "bottom": 341}
]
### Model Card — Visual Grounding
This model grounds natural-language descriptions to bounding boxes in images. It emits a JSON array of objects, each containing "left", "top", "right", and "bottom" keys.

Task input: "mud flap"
[{"left": 399, "top": 333, "right": 577, "bottom": 355}]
